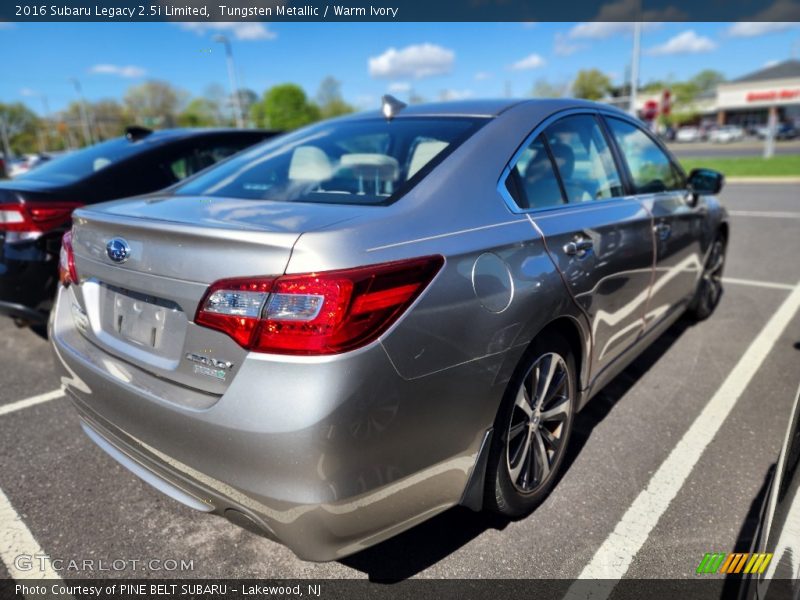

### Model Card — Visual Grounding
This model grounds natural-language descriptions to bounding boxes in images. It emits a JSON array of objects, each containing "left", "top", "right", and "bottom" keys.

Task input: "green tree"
[
  {"left": 178, "top": 98, "right": 221, "bottom": 127},
  {"left": 0, "top": 102, "right": 41, "bottom": 154},
  {"left": 690, "top": 70, "right": 725, "bottom": 94},
  {"left": 572, "top": 69, "right": 612, "bottom": 101},
  {"left": 124, "top": 80, "right": 185, "bottom": 128},
  {"left": 315, "top": 77, "right": 355, "bottom": 119},
  {"left": 532, "top": 77, "right": 565, "bottom": 98},
  {"left": 251, "top": 84, "right": 321, "bottom": 130}
]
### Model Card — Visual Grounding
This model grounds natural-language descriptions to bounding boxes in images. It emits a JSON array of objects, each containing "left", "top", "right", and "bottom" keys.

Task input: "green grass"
[{"left": 679, "top": 155, "right": 800, "bottom": 177}]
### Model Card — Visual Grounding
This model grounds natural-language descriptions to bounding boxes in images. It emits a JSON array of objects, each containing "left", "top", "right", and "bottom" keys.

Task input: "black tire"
[
  {"left": 484, "top": 333, "right": 577, "bottom": 517},
  {"left": 688, "top": 233, "right": 726, "bottom": 321}
]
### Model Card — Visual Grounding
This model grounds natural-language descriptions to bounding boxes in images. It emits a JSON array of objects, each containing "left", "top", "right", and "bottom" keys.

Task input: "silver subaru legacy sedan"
[{"left": 50, "top": 98, "right": 728, "bottom": 561}]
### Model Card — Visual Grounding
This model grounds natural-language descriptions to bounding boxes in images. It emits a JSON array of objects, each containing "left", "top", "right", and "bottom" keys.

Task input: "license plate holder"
[{"left": 111, "top": 291, "right": 167, "bottom": 349}]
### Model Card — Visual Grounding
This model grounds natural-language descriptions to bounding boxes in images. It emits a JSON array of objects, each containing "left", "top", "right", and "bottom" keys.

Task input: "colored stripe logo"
[{"left": 696, "top": 552, "right": 773, "bottom": 574}]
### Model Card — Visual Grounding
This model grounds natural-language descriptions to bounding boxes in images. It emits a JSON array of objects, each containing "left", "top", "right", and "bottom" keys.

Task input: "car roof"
[
  {"left": 351, "top": 98, "right": 626, "bottom": 120},
  {"left": 129, "top": 128, "right": 274, "bottom": 145}
]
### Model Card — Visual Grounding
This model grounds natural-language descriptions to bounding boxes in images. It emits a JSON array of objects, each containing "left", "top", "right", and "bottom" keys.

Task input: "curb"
[{"left": 726, "top": 177, "right": 800, "bottom": 184}]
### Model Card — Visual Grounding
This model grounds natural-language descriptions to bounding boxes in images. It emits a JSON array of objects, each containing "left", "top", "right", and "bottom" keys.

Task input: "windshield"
[
  {"left": 175, "top": 117, "right": 485, "bottom": 206},
  {"left": 19, "top": 137, "right": 146, "bottom": 183}
]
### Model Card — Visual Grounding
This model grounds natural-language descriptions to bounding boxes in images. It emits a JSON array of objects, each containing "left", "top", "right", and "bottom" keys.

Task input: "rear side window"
[
  {"left": 605, "top": 117, "right": 684, "bottom": 193},
  {"left": 175, "top": 118, "right": 484, "bottom": 206},
  {"left": 544, "top": 115, "right": 624, "bottom": 202},
  {"left": 504, "top": 135, "right": 565, "bottom": 210},
  {"left": 164, "top": 143, "right": 249, "bottom": 182}
]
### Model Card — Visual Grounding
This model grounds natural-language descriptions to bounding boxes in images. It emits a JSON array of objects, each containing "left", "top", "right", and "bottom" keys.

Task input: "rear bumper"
[
  {"left": 0, "top": 243, "right": 56, "bottom": 322},
  {"left": 50, "top": 285, "right": 500, "bottom": 561}
]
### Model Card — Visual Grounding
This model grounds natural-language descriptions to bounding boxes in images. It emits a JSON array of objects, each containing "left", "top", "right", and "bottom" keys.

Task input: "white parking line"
[
  {"left": 569, "top": 281, "right": 800, "bottom": 591},
  {"left": 0, "top": 485, "right": 61, "bottom": 579},
  {"left": 0, "top": 390, "right": 65, "bottom": 418},
  {"left": 729, "top": 210, "right": 800, "bottom": 219},
  {"left": 723, "top": 277, "right": 796, "bottom": 291}
]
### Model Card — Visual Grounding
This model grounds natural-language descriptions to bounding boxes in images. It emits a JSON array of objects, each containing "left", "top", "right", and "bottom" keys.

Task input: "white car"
[
  {"left": 710, "top": 125, "right": 744, "bottom": 144},
  {"left": 676, "top": 126, "right": 702, "bottom": 143}
]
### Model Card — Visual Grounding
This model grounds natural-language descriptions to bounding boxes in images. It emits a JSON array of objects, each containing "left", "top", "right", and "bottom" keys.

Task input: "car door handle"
[
  {"left": 654, "top": 222, "right": 672, "bottom": 240},
  {"left": 564, "top": 238, "right": 594, "bottom": 257}
]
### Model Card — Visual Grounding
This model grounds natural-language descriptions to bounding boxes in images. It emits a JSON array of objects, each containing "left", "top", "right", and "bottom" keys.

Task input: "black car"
[{"left": 0, "top": 127, "right": 277, "bottom": 327}]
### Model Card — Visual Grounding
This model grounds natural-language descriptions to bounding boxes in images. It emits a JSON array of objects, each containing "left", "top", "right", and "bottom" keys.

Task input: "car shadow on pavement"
[{"left": 342, "top": 317, "right": 695, "bottom": 581}]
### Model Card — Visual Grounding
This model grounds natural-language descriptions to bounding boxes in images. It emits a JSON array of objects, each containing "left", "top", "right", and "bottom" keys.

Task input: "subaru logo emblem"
[{"left": 106, "top": 238, "right": 131, "bottom": 264}]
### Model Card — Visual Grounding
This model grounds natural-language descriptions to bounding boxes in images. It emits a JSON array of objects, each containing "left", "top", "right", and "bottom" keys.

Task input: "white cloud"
[
  {"left": 727, "top": 0, "right": 800, "bottom": 35},
  {"left": 388, "top": 81, "right": 411, "bottom": 93},
  {"left": 177, "top": 22, "right": 276, "bottom": 41},
  {"left": 89, "top": 64, "right": 147, "bottom": 78},
  {"left": 728, "top": 22, "right": 799, "bottom": 37},
  {"left": 474, "top": 71, "right": 493, "bottom": 81},
  {"left": 439, "top": 89, "right": 473, "bottom": 101},
  {"left": 19, "top": 87, "right": 37, "bottom": 97},
  {"left": 764, "top": 59, "right": 780, "bottom": 68},
  {"left": 554, "top": 32, "right": 585, "bottom": 56},
  {"left": 647, "top": 30, "right": 717, "bottom": 56},
  {"left": 368, "top": 43, "right": 455, "bottom": 79},
  {"left": 508, "top": 53, "right": 546, "bottom": 71}
]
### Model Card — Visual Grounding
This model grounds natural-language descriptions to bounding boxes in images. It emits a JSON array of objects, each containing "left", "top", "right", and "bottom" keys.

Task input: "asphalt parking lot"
[{"left": 0, "top": 182, "right": 799, "bottom": 582}]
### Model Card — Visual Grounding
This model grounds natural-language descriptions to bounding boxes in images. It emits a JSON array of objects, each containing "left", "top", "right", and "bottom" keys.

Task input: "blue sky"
[{"left": 0, "top": 21, "right": 798, "bottom": 114}]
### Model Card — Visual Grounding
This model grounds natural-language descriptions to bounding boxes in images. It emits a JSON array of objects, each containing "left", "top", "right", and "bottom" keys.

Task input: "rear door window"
[{"left": 543, "top": 115, "right": 624, "bottom": 202}]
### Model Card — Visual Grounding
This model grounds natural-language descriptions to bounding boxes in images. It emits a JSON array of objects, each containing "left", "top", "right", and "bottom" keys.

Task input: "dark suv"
[{"left": 0, "top": 127, "right": 277, "bottom": 327}]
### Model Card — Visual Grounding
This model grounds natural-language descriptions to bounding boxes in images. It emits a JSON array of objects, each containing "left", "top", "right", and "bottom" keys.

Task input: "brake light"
[
  {"left": 58, "top": 230, "right": 78, "bottom": 286},
  {"left": 0, "top": 202, "right": 81, "bottom": 233},
  {"left": 195, "top": 255, "right": 444, "bottom": 355}
]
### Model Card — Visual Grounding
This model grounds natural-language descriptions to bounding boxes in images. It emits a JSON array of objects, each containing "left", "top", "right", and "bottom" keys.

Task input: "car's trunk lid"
[{"left": 68, "top": 195, "right": 360, "bottom": 395}]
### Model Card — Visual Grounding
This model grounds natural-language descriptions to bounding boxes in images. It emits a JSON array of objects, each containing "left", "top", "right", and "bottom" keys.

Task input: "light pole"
[
  {"left": 629, "top": 21, "right": 642, "bottom": 117},
  {"left": 213, "top": 34, "right": 245, "bottom": 128},
  {"left": 69, "top": 78, "right": 94, "bottom": 146}
]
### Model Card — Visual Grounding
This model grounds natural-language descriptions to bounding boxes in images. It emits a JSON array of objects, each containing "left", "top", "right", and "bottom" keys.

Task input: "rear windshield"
[
  {"left": 174, "top": 117, "right": 485, "bottom": 206},
  {"left": 18, "top": 137, "right": 147, "bottom": 183}
]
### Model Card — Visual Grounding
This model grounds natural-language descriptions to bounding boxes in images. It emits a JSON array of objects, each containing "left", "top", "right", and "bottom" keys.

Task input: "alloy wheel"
[
  {"left": 505, "top": 352, "right": 573, "bottom": 493},
  {"left": 699, "top": 239, "right": 725, "bottom": 315}
]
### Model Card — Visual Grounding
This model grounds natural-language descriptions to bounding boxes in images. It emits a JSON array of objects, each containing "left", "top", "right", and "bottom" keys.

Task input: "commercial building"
[{"left": 629, "top": 59, "right": 800, "bottom": 128}]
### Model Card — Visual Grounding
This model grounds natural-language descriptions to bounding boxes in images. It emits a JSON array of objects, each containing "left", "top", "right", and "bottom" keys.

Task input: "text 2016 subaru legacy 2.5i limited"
[{"left": 50, "top": 98, "right": 728, "bottom": 561}]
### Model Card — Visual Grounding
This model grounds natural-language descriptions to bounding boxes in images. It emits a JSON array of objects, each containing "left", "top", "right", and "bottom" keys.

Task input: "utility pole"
[
  {"left": 0, "top": 116, "right": 12, "bottom": 161},
  {"left": 70, "top": 78, "right": 94, "bottom": 146},
  {"left": 213, "top": 34, "right": 245, "bottom": 128},
  {"left": 630, "top": 21, "right": 642, "bottom": 117},
  {"left": 39, "top": 95, "right": 52, "bottom": 152}
]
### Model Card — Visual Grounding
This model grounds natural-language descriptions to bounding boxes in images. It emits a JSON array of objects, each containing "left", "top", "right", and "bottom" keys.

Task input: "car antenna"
[
  {"left": 125, "top": 125, "right": 153, "bottom": 141},
  {"left": 381, "top": 95, "right": 407, "bottom": 121}
]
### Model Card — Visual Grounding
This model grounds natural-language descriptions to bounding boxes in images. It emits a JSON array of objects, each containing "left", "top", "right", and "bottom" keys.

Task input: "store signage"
[{"left": 746, "top": 89, "right": 800, "bottom": 102}]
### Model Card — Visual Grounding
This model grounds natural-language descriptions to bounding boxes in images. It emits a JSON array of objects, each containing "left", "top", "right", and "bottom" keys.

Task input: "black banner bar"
[{"left": 2, "top": 0, "right": 797, "bottom": 22}]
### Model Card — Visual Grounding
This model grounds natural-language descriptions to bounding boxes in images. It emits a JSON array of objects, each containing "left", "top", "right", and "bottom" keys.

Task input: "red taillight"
[
  {"left": 0, "top": 202, "right": 81, "bottom": 233},
  {"left": 58, "top": 230, "right": 78, "bottom": 286},
  {"left": 195, "top": 256, "right": 444, "bottom": 355}
]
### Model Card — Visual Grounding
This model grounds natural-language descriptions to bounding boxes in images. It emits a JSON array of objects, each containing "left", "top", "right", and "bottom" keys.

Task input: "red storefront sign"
[{"left": 746, "top": 89, "right": 800, "bottom": 102}]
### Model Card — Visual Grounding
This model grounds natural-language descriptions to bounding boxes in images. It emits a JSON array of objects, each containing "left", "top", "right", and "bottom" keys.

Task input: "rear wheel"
[
  {"left": 688, "top": 234, "right": 726, "bottom": 321},
  {"left": 485, "top": 335, "right": 577, "bottom": 517}
]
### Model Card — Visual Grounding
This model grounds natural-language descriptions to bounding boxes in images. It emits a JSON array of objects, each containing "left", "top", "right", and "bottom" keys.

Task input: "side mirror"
[{"left": 687, "top": 168, "right": 724, "bottom": 199}]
